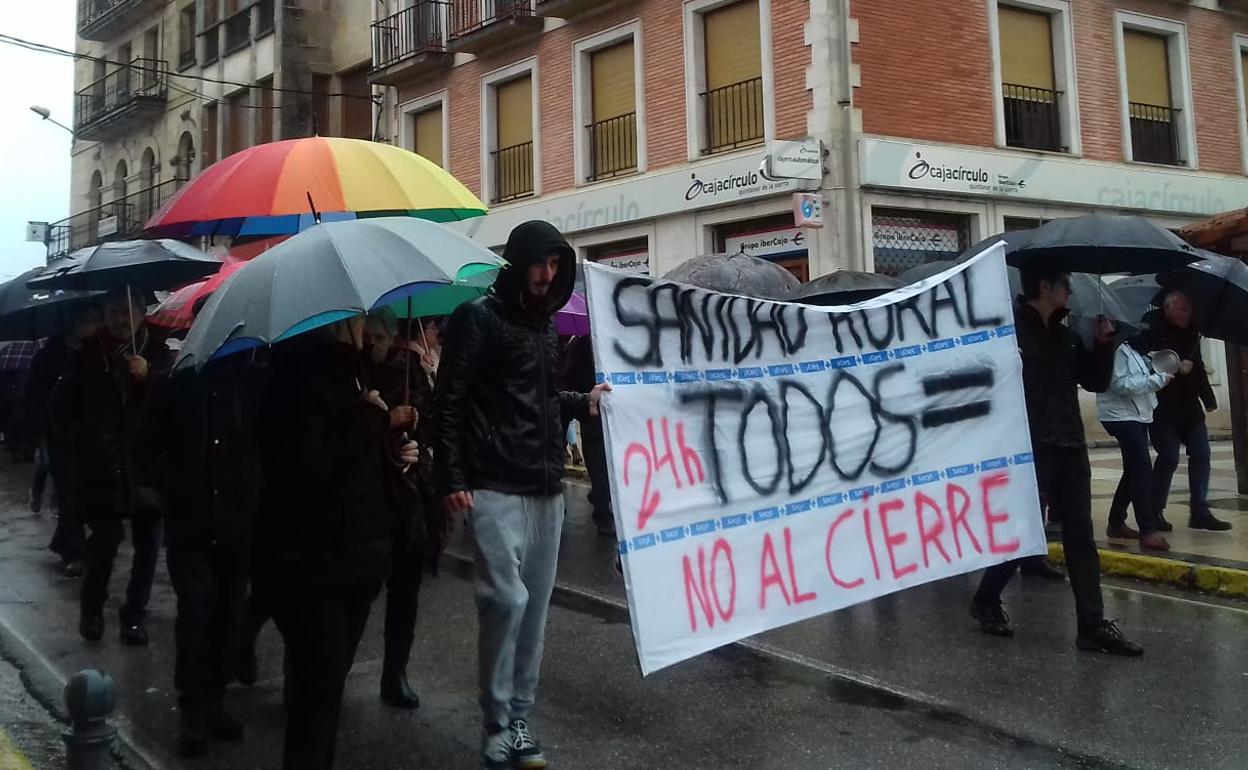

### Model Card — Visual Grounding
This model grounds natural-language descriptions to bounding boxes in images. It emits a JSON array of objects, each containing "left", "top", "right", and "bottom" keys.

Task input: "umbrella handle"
[
  {"left": 403, "top": 296, "right": 412, "bottom": 407},
  {"left": 125, "top": 284, "right": 137, "bottom": 356}
]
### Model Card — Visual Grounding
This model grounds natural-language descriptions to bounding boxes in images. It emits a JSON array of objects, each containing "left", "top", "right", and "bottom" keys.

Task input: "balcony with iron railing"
[
  {"left": 1002, "top": 83, "right": 1064, "bottom": 153},
  {"left": 701, "top": 76, "right": 764, "bottom": 155},
  {"left": 78, "top": 0, "right": 163, "bottom": 42},
  {"left": 370, "top": 1, "right": 454, "bottom": 86},
  {"left": 587, "top": 112, "right": 637, "bottom": 182},
  {"left": 535, "top": 0, "right": 622, "bottom": 18},
  {"left": 491, "top": 141, "right": 534, "bottom": 204},
  {"left": 74, "top": 58, "right": 168, "bottom": 142},
  {"left": 45, "top": 177, "right": 185, "bottom": 258},
  {"left": 1130, "top": 102, "right": 1182, "bottom": 166},
  {"left": 448, "top": 0, "right": 542, "bottom": 55}
]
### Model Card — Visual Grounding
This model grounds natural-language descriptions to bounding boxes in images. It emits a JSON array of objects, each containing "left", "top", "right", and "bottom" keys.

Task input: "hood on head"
[{"left": 492, "top": 220, "right": 576, "bottom": 317}]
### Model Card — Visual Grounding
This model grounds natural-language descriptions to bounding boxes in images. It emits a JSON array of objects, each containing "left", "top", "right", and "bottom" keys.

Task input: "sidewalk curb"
[
  {"left": 1047, "top": 543, "right": 1248, "bottom": 598},
  {"left": 0, "top": 609, "right": 160, "bottom": 770}
]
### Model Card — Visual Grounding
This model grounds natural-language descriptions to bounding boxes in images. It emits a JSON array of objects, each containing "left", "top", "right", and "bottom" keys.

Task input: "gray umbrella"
[
  {"left": 663, "top": 253, "right": 800, "bottom": 301},
  {"left": 1108, "top": 273, "right": 1162, "bottom": 324},
  {"left": 899, "top": 260, "right": 959, "bottom": 284},
  {"left": 789, "top": 270, "right": 903, "bottom": 305},
  {"left": 176, "top": 217, "right": 506, "bottom": 371}
]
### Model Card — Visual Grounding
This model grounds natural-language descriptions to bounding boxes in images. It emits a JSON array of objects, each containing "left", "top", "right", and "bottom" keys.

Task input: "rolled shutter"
[
  {"left": 414, "top": 106, "right": 443, "bottom": 168},
  {"left": 998, "top": 6, "right": 1055, "bottom": 91},
  {"left": 495, "top": 75, "right": 532, "bottom": 150}
]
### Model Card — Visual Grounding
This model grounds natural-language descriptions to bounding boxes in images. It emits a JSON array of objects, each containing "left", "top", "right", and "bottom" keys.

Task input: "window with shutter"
[
  {"left": 493, "top": 75, "right": 533, "bottom": 202},
  {"left": 1124, "top": 29, "right": 1178, "bottom": 165},
  {"left": 413, "top": 106, "right": 443, "bottom": 167},
  {"left": 589, "top": 40, "right": 636, "bottom": 180},
  {"left": 701, "top": 0, "right": 763, "bottom": 154},
  {"left": 998, "top": 5, "right": 1060, "bottom": 152}
]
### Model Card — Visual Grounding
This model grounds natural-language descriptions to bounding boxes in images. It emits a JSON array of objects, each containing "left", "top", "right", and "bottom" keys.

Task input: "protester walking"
[
  {"left": 34, "top": 305, "right": 102, "bottom": 575},
  {"left": 364, "top": 309, "right": 438, "bottom": 710},
  {"left": 1143, "top": 292, "right": 1231, "bottom": 531},
  {"left": 969, "top": 266, "right": 1143, "bottom": 656},
  {"left": 51, "top": 290, "right": 169, "bottom": 645},
  {"left": 135, "top": 351, "right": 267, "bottom": 757},
  {"left": 1100, "top": 337, "right": 1173, "bottom": 550},
  {"left": 255, "top": 318, "right": 417, "bottom": 770},
  {"left": 435, "top": 220, "right": 609, "bottom": 770}
]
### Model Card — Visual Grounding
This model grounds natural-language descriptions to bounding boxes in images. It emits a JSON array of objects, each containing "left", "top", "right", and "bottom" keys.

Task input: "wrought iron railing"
[
  {"left": 701, "top": 76, "right": 764, "bottom": 154},
  {"left": 77, "top": 0, "right": 144, "bottom": 34},
  {"left": 224, "top": 9, "right": 251, "bottom": 54},
  {"left": 491, "top": 141, "right": 534, "bottom": 203},
  {"left": 587, "top": 112, "right": 637, "bottom": 182},
  {"left": 74, "top": 58, "right": 167, "bottom": 132},
  {"left": 372, "top": 1, "right": 449, "bottom": 71},
  {"left": 1003, "top": 83, "right": 1062, "bottom": 152},
  {"left": 45, "top": 177, "right": 185, "bottom": 258},
  {"left": 1129, "top": 102, "right": 1182, "bottom": 166},
  {"left": 450, "top": 0, "right": 532, "bottom": 38}
]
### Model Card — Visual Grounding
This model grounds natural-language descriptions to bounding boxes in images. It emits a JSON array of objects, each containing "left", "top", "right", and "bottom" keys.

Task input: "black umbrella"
[
  {"left": 28, "top": 239, "right": 220, "bottom": 293},
  {"left": 789, "top": 270, "right": 903, "bottom": 305},
  {"left": 1002, "top": 214, "right": 1199, "bottom": 275},
  {"left": 1004, "top": 268, "right": 1141, "bottom": 346},
  {"left": 0, "top": 268, "right": 101, "bottom": 342},
  {"left": 28, "top": 239, "right": 220, "bottom": 354},
  {"left": 1155, "top": 255, "right": 1248, "bottom": 345},
  {"left": 663, "top": 253, "right": 800, "bottom": 301},
  {"left": 899, "top": 260, "right": 958, "bottom": 284}
]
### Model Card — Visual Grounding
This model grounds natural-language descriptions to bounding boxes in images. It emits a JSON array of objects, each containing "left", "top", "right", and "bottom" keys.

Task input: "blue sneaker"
[{"left": 481, "top": 726, "right": 511, "bottom": 770}]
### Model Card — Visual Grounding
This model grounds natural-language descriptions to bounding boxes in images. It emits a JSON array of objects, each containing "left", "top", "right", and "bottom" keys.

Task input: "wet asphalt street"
[{"left": 0, "top": 465, "right": 1245, "bottom": 770}]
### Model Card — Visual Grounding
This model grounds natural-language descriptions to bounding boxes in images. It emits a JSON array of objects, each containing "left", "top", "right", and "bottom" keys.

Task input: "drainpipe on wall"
[{"left": 837, "top": 0, "right": 862, "bottom": 269}]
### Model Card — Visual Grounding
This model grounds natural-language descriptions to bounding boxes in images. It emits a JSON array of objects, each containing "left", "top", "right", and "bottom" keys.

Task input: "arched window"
[
  {"left": 174, "top": 131, "right": 195, "bottom": 185},
  {"left": 139, "top": 147, "right": 159, "bottom": 225},
  {"left": 85, "top": 170, "right": 103, "bottom": 246}
]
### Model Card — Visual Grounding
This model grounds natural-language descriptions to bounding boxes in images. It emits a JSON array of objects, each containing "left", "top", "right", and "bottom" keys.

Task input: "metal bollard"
[{"left": 62, "top": 669, "right": 117, "bottom": 770}]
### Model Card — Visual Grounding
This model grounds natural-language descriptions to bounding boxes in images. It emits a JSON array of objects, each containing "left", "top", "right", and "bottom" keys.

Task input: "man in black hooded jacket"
[{"left": 435, "top": 220, "right": 609, "bottom": 770}]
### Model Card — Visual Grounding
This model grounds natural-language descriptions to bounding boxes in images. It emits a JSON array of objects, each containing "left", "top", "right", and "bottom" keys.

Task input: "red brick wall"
[
  {"left": 854, "top": 0, "right": 1248, "bottom": 174},
  {"left": 397, "top": 0, "right": 813, "bottom": 201}
]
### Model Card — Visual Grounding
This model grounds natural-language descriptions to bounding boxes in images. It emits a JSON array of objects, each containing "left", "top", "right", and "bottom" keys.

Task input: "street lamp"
[{"left": 29, "top": 105, "right": 74, "bottom": 137}]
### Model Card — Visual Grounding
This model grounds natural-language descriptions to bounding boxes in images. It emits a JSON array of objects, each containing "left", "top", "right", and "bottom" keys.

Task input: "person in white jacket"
[{"left": 1097, "top": 340, "right": 1173, "bottom": 551}]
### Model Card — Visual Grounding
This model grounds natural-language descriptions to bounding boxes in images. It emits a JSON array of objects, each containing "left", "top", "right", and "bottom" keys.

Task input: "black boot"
[
  {"left": 205, "top": 703, "right": 244, "bottom": 742},
  {"left": 236, "top": 639, "right": 258, "bottom": 687},
  {"left": 380, "top": 636, "right": 420, "bottom": 709},
  {"left": 118, "top": 609, "right": 148, "bottom": 646},
  {"left": 179, "top": 705, "right": 209, "bottom": 757},
  {"left": 79, "top": 610, "right": 104, "bottom": 642}
]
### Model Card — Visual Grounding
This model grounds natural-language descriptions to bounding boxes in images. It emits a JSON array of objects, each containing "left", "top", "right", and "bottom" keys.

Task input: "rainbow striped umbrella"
[{"left": 145, "top": 137, "right": 486, "bottom": 238}]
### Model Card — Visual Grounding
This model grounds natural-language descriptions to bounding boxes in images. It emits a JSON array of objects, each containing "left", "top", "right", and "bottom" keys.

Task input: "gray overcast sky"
[{"left": 0, "top": 1, "right": 75, "bottom": 282}]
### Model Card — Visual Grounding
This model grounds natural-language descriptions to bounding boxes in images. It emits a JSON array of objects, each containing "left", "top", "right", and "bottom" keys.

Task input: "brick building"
[
  {"left": 847, "top": 0, "right": 1248, "bottom": 423},
  {"left": 369, "top": 0, "right": 830, "bottom": 278}
]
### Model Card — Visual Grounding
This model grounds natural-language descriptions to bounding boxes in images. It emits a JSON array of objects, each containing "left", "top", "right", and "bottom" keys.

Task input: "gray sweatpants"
[{"left": 470, "top": 489, "right": 564, "bottom": 732}]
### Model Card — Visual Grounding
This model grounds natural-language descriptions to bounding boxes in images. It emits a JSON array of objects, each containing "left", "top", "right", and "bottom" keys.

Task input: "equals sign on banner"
[{"left": 920, "top": 366, "right": 994, "bottom": 428}]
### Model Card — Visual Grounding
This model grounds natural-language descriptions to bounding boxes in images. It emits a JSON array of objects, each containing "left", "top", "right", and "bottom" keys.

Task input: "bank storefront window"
[{"left": 870, "top": 208, "right": 971, "bottom": 277}]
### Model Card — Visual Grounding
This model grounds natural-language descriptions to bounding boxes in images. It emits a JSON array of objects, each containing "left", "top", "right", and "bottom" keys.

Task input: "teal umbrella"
[{"left": 175, "top": 217, "right": 505, "bottom": 371}]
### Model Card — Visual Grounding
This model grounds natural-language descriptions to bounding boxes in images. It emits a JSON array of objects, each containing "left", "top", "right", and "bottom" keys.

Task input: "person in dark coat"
[
  {"left": 33, "top": 305, "right": 102, "bottom": 574},
  {"left": 560, "top": 334, "right": 614, "bottom": 537},
  {"left": 50, "top": 290, "right": 170, "bottom": 645},
  {"left": 969, "top": 265, "right": 1143, "bottom": 656},
  {"left": 1140, "top": 292, "right": 1230, "bottom": 531},
  {"left": 255, "top": 316, "right": 417, "bottom": 770},
  {"left": 134, "top": 351, "right": 267, "bottom": 757},
  {"left": 363, "top": 308, "right": 438, "bottom": 710},
  {"left": 434, "top": 220, "right": 609, "bottom": 770}
]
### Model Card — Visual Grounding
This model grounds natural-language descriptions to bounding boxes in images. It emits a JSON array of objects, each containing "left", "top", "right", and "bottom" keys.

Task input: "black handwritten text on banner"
[{"left": 586, "top": 243, "right": 1044, "bottom": 674}]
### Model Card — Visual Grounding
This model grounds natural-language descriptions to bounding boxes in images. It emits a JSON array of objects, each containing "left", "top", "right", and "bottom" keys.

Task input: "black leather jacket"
[
  {"left": 1013, "top": 298, "right": 1114, "bottom": 448},
  {"left": 434, "top": 220, "right": 589, "bottom": 497},
  {"left": 1140, "top": 312, "right": 1217, "bottom": 428}
]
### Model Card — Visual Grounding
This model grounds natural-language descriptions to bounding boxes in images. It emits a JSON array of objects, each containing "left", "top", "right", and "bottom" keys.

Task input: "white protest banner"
[{"left": 585, "top": 243, "right": 1044, "bottom": 675}]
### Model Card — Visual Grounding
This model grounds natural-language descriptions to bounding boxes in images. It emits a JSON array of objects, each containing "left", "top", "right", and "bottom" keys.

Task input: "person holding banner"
[
  {"left": 970, "top": 266, "right": 1144, "bottom": 656},
  {"left": 434, "top": 220, "right": 609, "bottom": 770}
]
